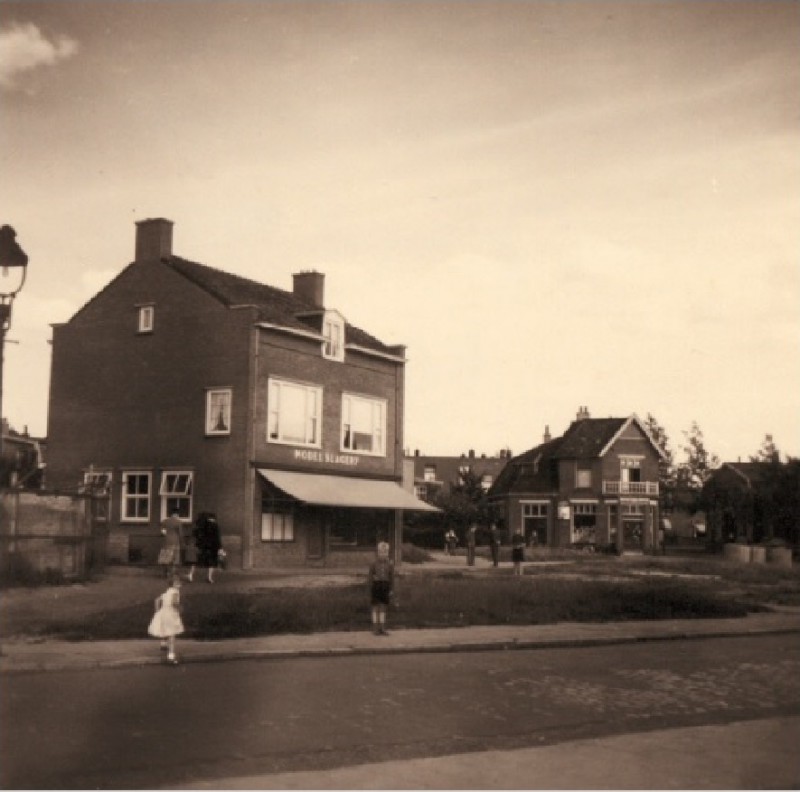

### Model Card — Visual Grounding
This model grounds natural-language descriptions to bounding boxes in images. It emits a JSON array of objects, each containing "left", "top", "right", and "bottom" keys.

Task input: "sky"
[{"left": 1, "top": 0, "right": 798, "bottom": 465}]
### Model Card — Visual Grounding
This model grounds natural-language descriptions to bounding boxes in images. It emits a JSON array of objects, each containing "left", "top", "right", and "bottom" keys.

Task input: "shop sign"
[
  {"left": 293, "top": 449, "right": 359, "bottom": 466},
  {"left": 558, "top": 501, "right": 571, "bottom": 520}
]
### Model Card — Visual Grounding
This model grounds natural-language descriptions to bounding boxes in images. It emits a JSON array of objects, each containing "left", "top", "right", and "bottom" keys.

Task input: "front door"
[
  {"left": 306, "top": 510, "right": 325, "bottom": 560},
  {"left": 623, "top": 519, "right": 644, "bottom": 550}
]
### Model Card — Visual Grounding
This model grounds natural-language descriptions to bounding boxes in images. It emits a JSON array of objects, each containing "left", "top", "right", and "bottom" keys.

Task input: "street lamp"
[{"left": 0, "top": 225, "right": 29, "bottom": 477}]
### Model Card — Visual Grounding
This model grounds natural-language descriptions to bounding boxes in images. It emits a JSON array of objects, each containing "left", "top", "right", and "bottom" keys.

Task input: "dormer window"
[
  {"left": 137, "top": 304, "right": 154, "bottom": 333},
  {"left": 322, "top": 312, "right": 345, "bottom": 361}
]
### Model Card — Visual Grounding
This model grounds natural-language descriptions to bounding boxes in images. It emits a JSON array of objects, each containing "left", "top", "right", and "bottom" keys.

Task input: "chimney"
[
  {"left": 135, "top": 218, "right": 173, "bottom": 262},
  {"left": 576, "top": 406, "right": 590, "bottom": 421},
  {"left": 292, "top": 270, "right": 325, "bottom": 308},
  {"left": 469, "top": 449, "right": 475, "bottom": 458},
  {"left": 543, "top": 425, "right": 551, "bottom": 443}
]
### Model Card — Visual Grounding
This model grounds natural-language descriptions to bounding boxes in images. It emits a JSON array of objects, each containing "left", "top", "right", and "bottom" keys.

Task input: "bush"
[
  {"left": 0, "top": 554, "right": 71, "bottom": 588},
  {"left": 401, "top": 543, "right": 433, "bottom": 564}
]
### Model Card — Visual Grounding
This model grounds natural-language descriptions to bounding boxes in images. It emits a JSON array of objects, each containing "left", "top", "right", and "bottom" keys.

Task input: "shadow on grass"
[{"left": 32, "top": 576, "right": 766, "bottom": 642}]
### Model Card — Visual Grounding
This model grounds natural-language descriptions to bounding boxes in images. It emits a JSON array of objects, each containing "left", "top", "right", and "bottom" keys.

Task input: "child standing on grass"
[
  {"left": 368, "top": 541, "right": 395, "bottom": 635},
  {"left": 148, "top": 574, "right": 184, "bottom": 664}
]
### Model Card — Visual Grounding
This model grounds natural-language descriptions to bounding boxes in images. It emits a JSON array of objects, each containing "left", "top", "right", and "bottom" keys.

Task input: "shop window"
[
  {"left": 159, "top": 471, "right": 193, "bottom": 520},
  {"left": 268, "top": 378, "right": 322, "bottom": 447},
  {"left": 262, "top": 511, "right": 294, "bottom": 542},
  {"left": 121, "top": 471, "right": 151, "bottom": 522},
  {"left": 341, "top": 393, "right": 386, "bottom": 455},
  {"left": 206, "top": 388, "right": 232, "bottom": 435}
]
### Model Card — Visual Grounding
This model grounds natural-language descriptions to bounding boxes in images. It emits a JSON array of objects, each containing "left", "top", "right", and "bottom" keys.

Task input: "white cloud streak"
[{"left": 0, "top": 22, "right": 78, "bottom": 89}]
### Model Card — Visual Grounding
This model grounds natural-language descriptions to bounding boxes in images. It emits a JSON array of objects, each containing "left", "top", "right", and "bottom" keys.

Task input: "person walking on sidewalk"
[
  {"left": 147, "top": 573, "right": 185, "bottom": 665},
  {"left": 192, "top": 511, "right": 223, "bottom": 583},
  {"left": 368, "top": 541, "right": 395, "bottom": 635},
  {"left": 488, "top": 523, "right": 500, "bottom": 567},
  {"left": 511, "top": 531, "right": 525, "bottom": 576},
  {"left": 158, "top": 509, "right": 184, "bottom": 577},
  {"left": 445, "top": 528, "right": 458, "bottom": 556},
  {"left": 466, "top": 524, "right": 477, "bottom": 566}
]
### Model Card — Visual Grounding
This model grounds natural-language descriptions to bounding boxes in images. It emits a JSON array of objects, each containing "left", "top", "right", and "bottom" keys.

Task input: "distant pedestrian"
[
  {"left": 183, "top": 520, "right": 198, "bottom": 582},
  {"left": 488, "top": 523, "right": 500, "bottom": 567},
  {"left": 158, "top": 509, "right": 183, "bottom": 577},
  {"left": 445, "top": 528, "right": 457, "bottom": 555},
  {"left": 466, "top": 524, "right": 477, "bottom": 566},
  {"left": 368, "top": 541, "right": 395, "bottom": 635},
  {"left": 148, "top": 573, "right": 184, "bottom": 664},
  {"left": 193, "top": 512, "right": 223, "bottom": 583},
  {"left": 511, "top": 531, "right": 525, "bottom": 576}
]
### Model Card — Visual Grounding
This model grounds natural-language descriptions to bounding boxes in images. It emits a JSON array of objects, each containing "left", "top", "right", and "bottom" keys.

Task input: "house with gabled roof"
[
  {"left": 406, "top": 449, "right": 511, "bottom": 502},
  {"left": 46, "top": 218, "right": 435, "bottom": 569},
  {"left": 488, "top": 407, "right": 667, "bottom": 553}
]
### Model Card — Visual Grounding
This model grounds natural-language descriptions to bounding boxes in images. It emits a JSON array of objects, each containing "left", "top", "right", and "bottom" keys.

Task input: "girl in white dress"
[{"left": 148, "top": 574, "right": 185, "bottom": 664}]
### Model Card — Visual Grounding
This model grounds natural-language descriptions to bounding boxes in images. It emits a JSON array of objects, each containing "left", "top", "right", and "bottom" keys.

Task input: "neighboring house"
[
  {"left": 702, "top": 462, "right": 794, "bottom": 545},
  {"left": 407, "top": 449, "right": 511, "bottom": 502},
  {"left": 46, "top": 218, "right": 435, "bottom": 569},
  {"left": 0, "top": 420, "right": 45, "bottom": 489},
  {"left": 489, "top": 408, "right": 667, "bottom": 552}
]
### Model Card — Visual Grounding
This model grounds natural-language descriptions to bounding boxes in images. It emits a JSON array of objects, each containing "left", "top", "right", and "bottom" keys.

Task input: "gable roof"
[
  {"left": 489, "top": 414, "right": 667, "bottom": 497},
  {"left": 68, "top": 255, "right": 400, "bottom": 357}
]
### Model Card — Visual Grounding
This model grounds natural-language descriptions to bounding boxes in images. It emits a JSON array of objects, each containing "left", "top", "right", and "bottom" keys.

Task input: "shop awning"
[{"left": 258, "top": 469, "right": 440, "bottom": 511}]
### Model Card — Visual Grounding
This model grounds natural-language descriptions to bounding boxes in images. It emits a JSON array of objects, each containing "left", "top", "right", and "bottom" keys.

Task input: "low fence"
[{"left": 0, "top": 489, "right": 109, "bottom": 581}]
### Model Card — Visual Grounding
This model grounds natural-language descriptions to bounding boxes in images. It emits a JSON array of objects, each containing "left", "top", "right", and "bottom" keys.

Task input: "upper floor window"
[
  {"left": 322, "top": 312, "right": 345, "bottom": 361},
  {"left": 159, "top": 471, "right": 193, "bottom": 520},
  {"left": 576, "top": 464, "right": 593, "bottom": 489},
  {"left": 341, "top": 393, "right": 386, "bottom": 456},
  {"left": 268, "top": 378, "right": 322, "bottom": 447},
  {"left": 481, "top": 474, "right": 493, "bottom": 490},
  {"left": 522, "top": 502, "right": 548, "bottom": 518},
  {"left": 121, "top": 470, "right": 151, "bottom": 522},
  {"left": 414, "top": 484, "right": 428, "bottom": 499},
  {"left": 423, "top": 465, "right": 437, "bottom": 482},
  {"left": 620, "top": 456, "right": 643, "bottom": 483},
  {"left": 137, "top": 304, "right": 154, "bottom": 333},
  {"left": 206, "top": 388, "right": 232, "bottom": 435}
]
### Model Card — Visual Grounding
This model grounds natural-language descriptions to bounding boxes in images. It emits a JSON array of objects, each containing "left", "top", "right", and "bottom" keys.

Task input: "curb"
[{"left": 2, "top": 622, "right": 799, "bottom": 675}]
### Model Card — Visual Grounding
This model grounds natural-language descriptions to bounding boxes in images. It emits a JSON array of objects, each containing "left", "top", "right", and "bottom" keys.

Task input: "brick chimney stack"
[
  {"left": 135, "top": 218, "right": 173, "bottom": 262},
  {"left": 543, "top": 425, "right": 551, "bottom": 443},
  {"left": 576, "top": 406, "right": 591, "bottom": 421},
  {"left": 292, "top": 270, "right": 325, "bottom": 308}
]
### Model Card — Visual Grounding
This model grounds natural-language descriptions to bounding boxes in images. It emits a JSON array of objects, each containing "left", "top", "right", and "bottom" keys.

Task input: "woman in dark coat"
[{"left": 193, "top": 512, "right": 222, "bottom": 583}]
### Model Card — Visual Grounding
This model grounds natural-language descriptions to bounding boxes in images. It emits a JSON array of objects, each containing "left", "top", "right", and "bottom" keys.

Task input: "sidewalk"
[{"left": 2, "top": 607, "right": 799, "bottom": 674}]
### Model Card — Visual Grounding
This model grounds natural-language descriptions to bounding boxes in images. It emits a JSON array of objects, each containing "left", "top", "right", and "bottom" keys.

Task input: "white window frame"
[
  {"left": 121, "top": 470, "right": 151, "bottom": 522},
  {"left": 137, "top": 304, "right": 154, "bottom": 333},
  {"left": 83, "top": 469, "right": 112, "bottom": 495},
  {"left": 267, "top": 378, "right": 322, "bottom": 448},
  {"left": 423, "top": 465, "right": 437, "bottom": 482},
  {"left": 206, "top": 388, "right": 232, "bottom": 435},
  {"left": 261, "top": 511, "right": 295, "bottom": 542},
  {"left": 481, "top": 474, "right": 493, "bottom": 491},
  {"left": 522, "top": 502, "right": 549, "bottom": 518},
  {"left": 159, "top": 471, "right": 194, "bottom": 521},
  {"left": 322, "top": 312, "right": 345, "bottom": 361},
  {"left": 341, "top": 392, "right": 386, "bottom": 456}
]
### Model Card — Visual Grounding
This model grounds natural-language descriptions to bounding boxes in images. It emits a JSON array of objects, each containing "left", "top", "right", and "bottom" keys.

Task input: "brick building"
[
  {"left": 407, "top": 449, "right": 510, "bottom": 501},
  {"left": 489, "top": 409, "right": 667, "bottom": 552},
  {"left": 46, "top": 218, "right": 435, "bottom": 569}
]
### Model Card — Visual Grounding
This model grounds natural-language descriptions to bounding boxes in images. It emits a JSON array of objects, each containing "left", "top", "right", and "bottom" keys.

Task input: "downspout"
[{"left": 242, "top": 320, "right": 259, "bottom": 570}]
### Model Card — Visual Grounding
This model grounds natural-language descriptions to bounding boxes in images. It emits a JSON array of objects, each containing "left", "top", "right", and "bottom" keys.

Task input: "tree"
[
  {"left": 750, "top": 434, "right": 781, "bottom": 464},
  {"left": 643, "top": 413, "right": 676, "bottom": 486},
  {"left": 679, "top": 421, "right": 720, "bottom": 490}
]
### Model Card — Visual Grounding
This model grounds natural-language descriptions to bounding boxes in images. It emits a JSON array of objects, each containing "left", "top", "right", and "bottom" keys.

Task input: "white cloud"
[{"left": 0, "top": 22, "right": 78, "bottom": 89}]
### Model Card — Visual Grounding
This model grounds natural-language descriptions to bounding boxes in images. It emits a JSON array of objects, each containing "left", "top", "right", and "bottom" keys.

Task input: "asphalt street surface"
[{"left": 3, "top": 632, "right": 799, "bottom": 789}]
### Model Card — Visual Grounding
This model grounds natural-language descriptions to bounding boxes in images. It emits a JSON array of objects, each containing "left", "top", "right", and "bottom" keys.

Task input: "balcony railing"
[{"left": 602, "top": 480, "right": 659, "bottom": 496}]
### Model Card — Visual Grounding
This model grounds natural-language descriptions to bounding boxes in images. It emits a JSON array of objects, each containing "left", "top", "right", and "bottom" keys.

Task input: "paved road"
[{"left": 3, "top": 633, "right": 799, "bottom": 789}]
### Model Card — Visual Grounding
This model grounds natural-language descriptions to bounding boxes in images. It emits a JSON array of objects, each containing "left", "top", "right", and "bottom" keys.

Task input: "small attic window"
[
  {"left": 137, "top": 304, "right": 154, "bottom": 334},
  {"left": 322, "top": 312, "right": 345, "bottom": 361}
]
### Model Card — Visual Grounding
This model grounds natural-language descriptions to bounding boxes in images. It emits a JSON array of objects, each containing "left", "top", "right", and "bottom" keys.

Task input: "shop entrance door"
[
  {"left": 306, "top": 511, "right": 325, "bottom": 560},
  {"left": 623, "top": 519, "right": 644, "bottom": 550}
]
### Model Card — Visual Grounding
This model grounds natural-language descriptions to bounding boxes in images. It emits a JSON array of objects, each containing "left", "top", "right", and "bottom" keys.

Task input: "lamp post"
[{"left": 0, "top": 225, "right": 29, "bottom": 476}]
